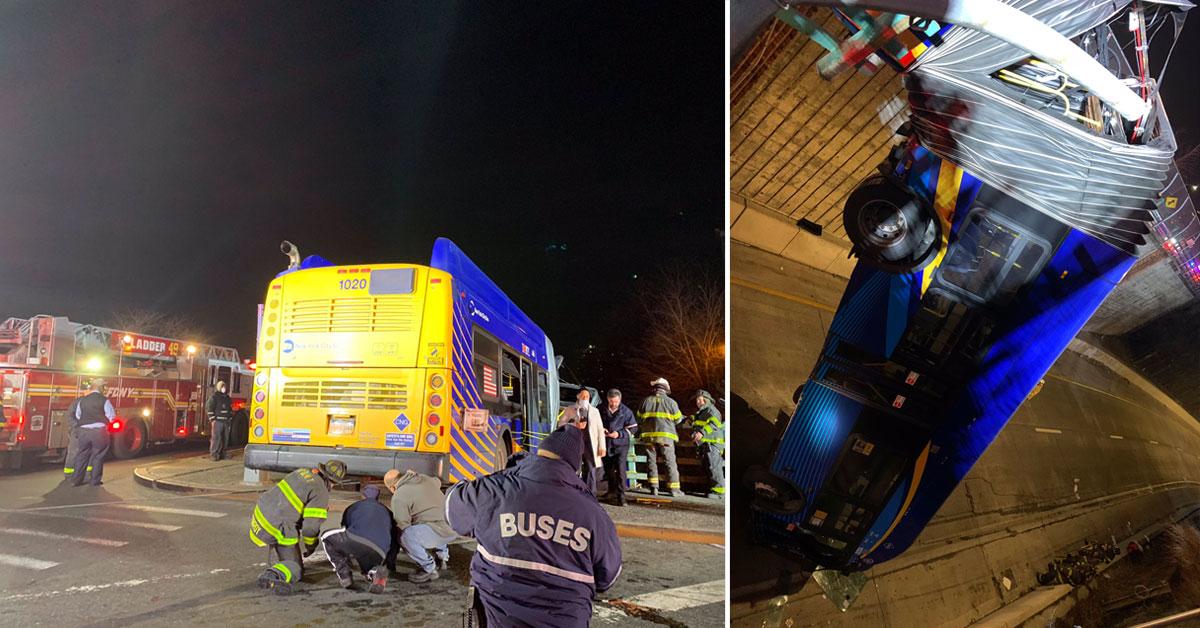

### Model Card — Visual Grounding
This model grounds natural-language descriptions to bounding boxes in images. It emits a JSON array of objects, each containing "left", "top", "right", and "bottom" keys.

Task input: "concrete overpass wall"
[{"left": 731, "top": 242, "right": 1200, "bottom": 627}]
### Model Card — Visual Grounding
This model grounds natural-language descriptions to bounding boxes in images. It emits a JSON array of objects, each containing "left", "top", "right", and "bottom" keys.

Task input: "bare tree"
[
  {"left": 626, "top": 262, "right": 724, "bottom": 400},
  {"left": 106, "top": 307, "right": 208, "bottom": 343}
]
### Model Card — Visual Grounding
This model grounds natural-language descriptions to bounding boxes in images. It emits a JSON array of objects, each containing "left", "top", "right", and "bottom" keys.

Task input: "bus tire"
[
  {"left": 843, "top": 175, "right": 941, "bottom": 274},
  {"left": 494, "top": 432, "right": 512, "bottom": 472},
  {"left": 744, "top": 465, "right": 805, "bottom": 516},
  {"left": 112, "top": 419, "right": 148, "bottom": 459}
]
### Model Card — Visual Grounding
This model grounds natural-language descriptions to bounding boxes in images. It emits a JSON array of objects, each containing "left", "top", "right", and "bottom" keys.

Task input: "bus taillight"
[
  {"left": 428, "top": 413, "right": 440, "bottom": 426},
  {"left": 429, "top": 394, "right": 442, "bottom": 408}
]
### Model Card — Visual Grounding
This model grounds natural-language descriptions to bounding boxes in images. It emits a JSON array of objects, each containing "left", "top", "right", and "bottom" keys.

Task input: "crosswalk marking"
[
  {"left": 622, "top": 579, "right": 726, "bottom": 612},
  {"left": 1, "top": 510, "right": 182, "bottom": 531},
  {"left": 0, "top": 528, "right": 128, "bottom": 547},
  {"left": 109, "top": 504, "right": 227, "bottom": 518},
  {"left": 0, "top": 566, "right": 239, "bottom": 602},
  {"left": 0, "top": 553, "right": 59, "bottom": 571}
]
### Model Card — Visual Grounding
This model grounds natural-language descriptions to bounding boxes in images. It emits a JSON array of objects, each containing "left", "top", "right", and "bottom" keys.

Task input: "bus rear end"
[{"left": 245, "top": 263, "right": 455, "bottom": 478}]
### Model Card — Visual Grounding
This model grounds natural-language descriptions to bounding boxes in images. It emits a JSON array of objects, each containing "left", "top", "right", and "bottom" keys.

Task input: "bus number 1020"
[{"left": 338, "top": 278, "right": 367, "bottom": 290}]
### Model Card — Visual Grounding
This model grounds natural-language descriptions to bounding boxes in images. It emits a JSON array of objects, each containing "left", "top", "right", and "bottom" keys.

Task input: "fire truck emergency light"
[
  {"left": 186, "top": 345, "right": 197, "bottom": 355},
  {"left": 84, "top": 357, "right": 101, "bottom": 372}
]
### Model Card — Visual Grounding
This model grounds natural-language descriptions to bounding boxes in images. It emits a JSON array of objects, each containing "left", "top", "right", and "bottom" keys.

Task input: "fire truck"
[{"left": 0, "top": 315, "right": 253, "bottom": 469}]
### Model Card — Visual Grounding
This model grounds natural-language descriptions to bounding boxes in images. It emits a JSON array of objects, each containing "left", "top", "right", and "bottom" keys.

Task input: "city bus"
[
  {"left": 244, "top": 238, "right": 561, "bottom": 483},
  {"left": 744, "top": 0, "right": 1190, "bottom": 584}
]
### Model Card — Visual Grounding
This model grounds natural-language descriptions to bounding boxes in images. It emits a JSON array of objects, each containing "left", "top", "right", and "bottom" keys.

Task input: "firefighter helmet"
[{"left": 318, "top": 459, "right": 349, "bottom": 484}]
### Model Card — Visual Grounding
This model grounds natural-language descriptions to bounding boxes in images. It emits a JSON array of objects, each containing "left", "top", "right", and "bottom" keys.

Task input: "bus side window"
[
  {"left": 472, "top": 327, "right": 502, "bottom": 401},
  {"left": 501, "top": 351, "right": 522, "bottom": 406}
]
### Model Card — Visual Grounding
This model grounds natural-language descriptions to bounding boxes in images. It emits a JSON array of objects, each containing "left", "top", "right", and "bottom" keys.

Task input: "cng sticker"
[
  {"left": 393, "top": 413, "right": 410, "bottom": 431},
  {"left": 385, "top": 433, "right": 415, "bottom": 448}
]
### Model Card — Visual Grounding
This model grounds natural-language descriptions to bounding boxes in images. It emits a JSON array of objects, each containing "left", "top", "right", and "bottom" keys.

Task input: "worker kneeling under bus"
[{"left": 251, "top": 459, "right": 348, "bottom": 595}]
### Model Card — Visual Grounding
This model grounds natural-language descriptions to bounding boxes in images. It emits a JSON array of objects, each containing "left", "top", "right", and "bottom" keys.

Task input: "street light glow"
[{"left": 187, "top": 345, "right": 197, "bottom": 355}]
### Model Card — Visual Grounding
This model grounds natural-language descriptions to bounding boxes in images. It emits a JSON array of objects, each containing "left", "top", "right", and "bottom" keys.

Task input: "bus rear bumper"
[{"left": 244, "top": 444, "right": 443, "bottom": 478}]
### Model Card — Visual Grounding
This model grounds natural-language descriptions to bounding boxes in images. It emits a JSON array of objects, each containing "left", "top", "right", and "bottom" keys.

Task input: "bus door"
[{"left": 520, "top": 359, "right": 537, "bottom": 436}]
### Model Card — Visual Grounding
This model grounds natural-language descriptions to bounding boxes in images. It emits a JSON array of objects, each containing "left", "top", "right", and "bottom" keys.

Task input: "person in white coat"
[{"left": 557, "top": 388, "right": 605, "bottom": 495}]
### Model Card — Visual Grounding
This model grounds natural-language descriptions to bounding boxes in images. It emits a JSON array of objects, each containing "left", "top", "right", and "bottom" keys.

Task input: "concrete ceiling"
[{"left": 730, "top": 9, "right": 906, "bottom": 243}]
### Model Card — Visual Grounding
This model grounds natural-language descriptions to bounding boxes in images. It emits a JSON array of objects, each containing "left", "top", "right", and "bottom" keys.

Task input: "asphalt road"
[{"left": 0, "top": 448, "right": 725, "bottom": 627}]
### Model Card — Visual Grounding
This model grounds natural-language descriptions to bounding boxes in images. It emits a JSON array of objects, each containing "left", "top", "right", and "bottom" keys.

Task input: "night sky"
[{"left": 0, "top": 2, "right": 724, "bottom": 360}]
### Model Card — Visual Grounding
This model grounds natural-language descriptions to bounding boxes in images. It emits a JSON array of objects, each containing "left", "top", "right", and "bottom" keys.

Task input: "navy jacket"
[
  {"left": 599, "top": 403, "right": 638, "bottom": 449},
  {"left": 340, "top": 497, "right": 394, "bottom": 558},
  {"left": 447, "top": 455, "right": 622, "bottom": 628}
]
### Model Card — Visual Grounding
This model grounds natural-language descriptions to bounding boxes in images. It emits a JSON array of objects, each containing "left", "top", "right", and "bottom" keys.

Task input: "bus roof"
[{"left": 430, "top": 238, "right": 551, "bottom": 370}]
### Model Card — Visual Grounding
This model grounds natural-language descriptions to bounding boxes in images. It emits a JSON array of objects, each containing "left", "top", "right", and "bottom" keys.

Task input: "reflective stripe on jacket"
[
  {"left": 637, "top": 392, "right": 682, "bottom": 443},
  {"left": 250, "top": 468, "right": 329, "bottom": 547},
  {"left": 693, "top": 404, "right": 724, "bottom": 446}
]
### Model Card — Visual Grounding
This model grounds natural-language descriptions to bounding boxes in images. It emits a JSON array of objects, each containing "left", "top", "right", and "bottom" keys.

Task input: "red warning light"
[
  {"left": 176, "top": 426, "right": 187, "bottom": 436},
  {"left": 109, "top": 420, "right": 123, "bottom": 433}
]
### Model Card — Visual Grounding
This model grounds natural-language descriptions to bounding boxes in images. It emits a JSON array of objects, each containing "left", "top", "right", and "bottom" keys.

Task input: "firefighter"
[
  {"left": 251, "top": 459, "right": 348, "bottom": 595},
  {"left": 71, "top": 379, "right": 115, "bottom": 487},
  {"left": 61, "top": 389, "right": 89, "bottom": 481},
  {"left": 206, "top": 380, "right": 233, "bottom": 461},
  {"left": 689, "top": 389, "right": 725, "bottom": 499},
  {"left": 599, "top": 388, "right": 637, "bottom": 506},
  {"left": 636, "top": 378, "right": 684, "bottom": 497},
  {"left": 446, "top": 425, "right": 621, "bottom": 627}
]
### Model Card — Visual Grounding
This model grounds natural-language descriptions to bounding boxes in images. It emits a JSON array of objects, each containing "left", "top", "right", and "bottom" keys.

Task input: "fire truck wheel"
[
  {"left": 112, "top": 419, "right": 147, "bottom": 459},
  {"left": 230, "top": 410, "right": 249, "bottom": 447}
]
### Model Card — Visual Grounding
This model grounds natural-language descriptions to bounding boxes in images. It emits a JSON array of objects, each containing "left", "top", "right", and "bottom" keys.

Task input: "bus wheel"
[
  {"left": 843, "top": 175, "right": 941, "bottom": 274},
  {"left": 112, "top": 419, "right": 147, "bottom": 459},
  {"left": 494, "top": 434, "right": 512, "bottom": 472},
  {"left": 744, "top": 465, "right": 805, "bottom": 515}
]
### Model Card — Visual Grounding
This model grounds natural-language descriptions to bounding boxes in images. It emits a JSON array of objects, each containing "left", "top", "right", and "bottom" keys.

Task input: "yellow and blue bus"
[{"left": 245, "top": 238, "right": 560, "bottom": 483}]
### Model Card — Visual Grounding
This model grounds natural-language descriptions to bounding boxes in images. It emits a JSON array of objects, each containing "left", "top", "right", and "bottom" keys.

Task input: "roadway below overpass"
[{"left": 730, "top": 241, "right": 1200, "bottom": 628}]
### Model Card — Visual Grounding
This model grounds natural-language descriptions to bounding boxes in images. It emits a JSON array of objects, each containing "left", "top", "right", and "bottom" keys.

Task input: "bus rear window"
[{"left": 369, "top": 269, "right": 415, "bottom": 295}]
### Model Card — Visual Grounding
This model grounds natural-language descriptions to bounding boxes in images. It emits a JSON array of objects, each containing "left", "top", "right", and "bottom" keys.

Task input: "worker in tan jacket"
[{"left": 383, "top": 469, "right": 457, "bottom": 583}]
